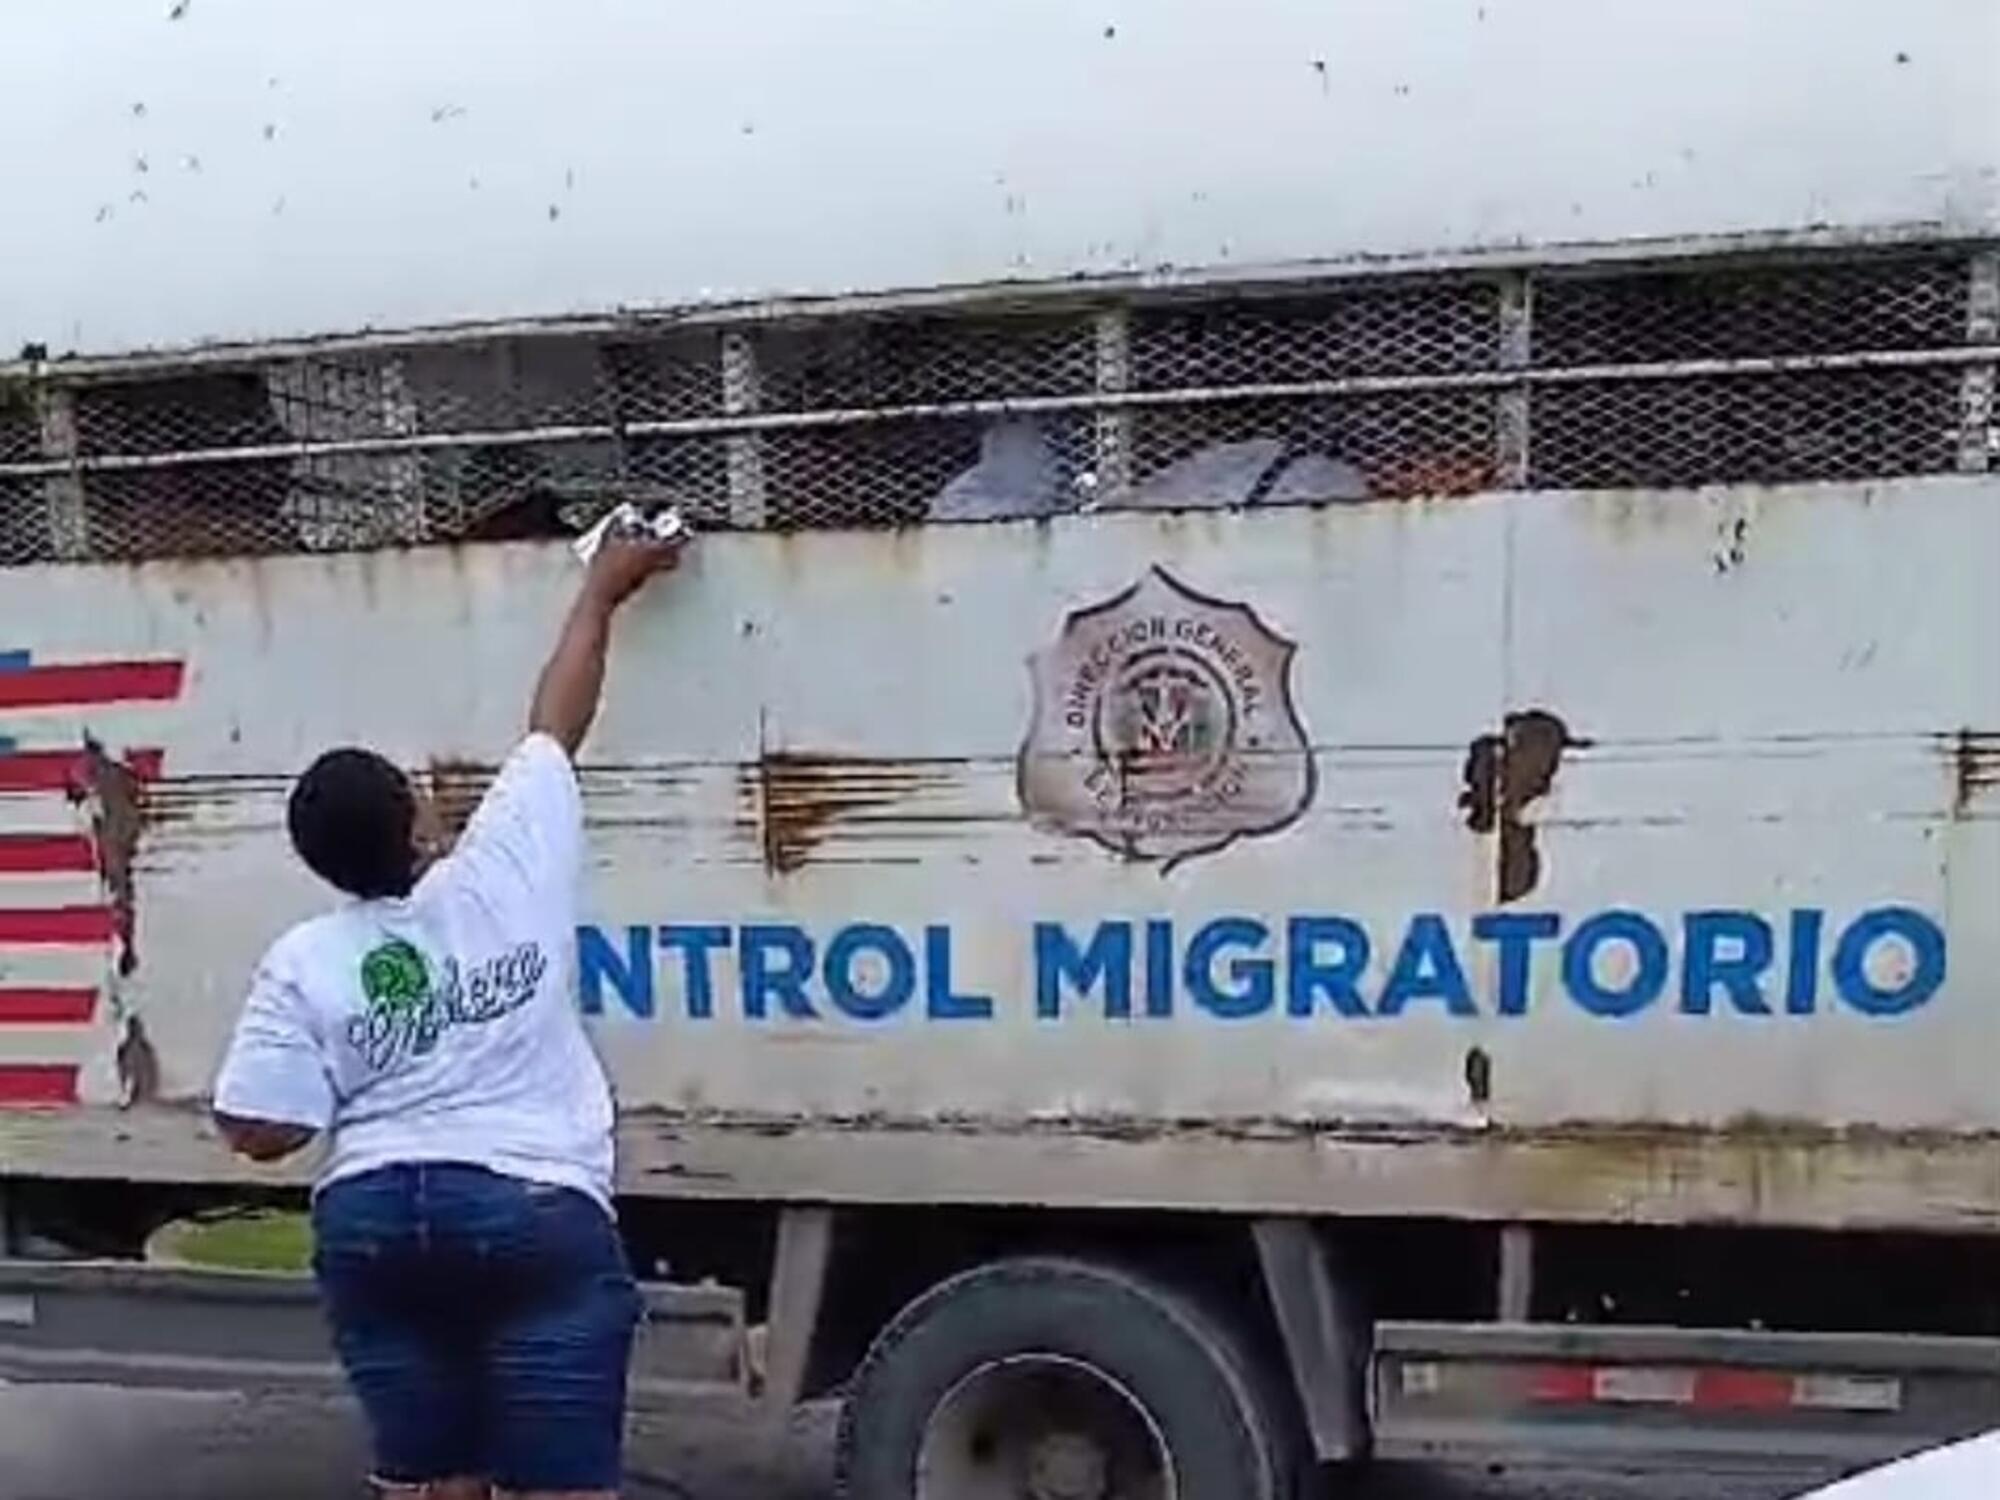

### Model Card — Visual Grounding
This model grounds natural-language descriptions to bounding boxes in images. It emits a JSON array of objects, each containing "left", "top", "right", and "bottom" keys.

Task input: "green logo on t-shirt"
[
  {"left": 355, "top": 938, "right": 444, "bottom": 1067},
  {"left": 350, "top": 936, "right": 547, "bottom": 1072},
  {"left": 361, "top": 938, "right": 431, "bottom": 1019}
]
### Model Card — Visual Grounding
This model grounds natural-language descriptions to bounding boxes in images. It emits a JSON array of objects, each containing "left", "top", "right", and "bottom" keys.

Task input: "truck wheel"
[{"left": 835, "top": 1257, "right": 1300, "bottom": 1500}]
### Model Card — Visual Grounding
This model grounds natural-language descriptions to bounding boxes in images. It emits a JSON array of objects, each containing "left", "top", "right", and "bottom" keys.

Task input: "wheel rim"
[{"left": 915, "top": 1352, "right": 1178, "bottom": 1500}]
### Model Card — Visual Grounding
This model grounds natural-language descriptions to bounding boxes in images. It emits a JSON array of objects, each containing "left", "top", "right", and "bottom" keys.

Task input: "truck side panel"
[{"left": 1, "top": 478, "right": 1994, "bottom": 1227}]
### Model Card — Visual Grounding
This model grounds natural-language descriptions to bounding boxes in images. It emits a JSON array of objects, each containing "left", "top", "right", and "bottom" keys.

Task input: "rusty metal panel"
[
  {"left": 1, "top": 475, "right": 1996, "bottom": 1223},
  {"left": 2, "top": 2, "right": 1994, "bottom": 359}
]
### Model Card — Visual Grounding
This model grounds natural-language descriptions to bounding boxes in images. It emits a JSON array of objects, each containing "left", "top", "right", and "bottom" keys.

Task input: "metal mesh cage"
[
  {"left": 601, "top": 336, "right": 726, "bottom": 427},
  {"left": 746, "top": 314, "right": 1099, "bottom": 527},
  {"left": 755, "top": 314, "right": 1096, "bottom": 412},
  {"left": 0, "top": 386, "right": 46, "bottom": 564},
  {"left": 763, "top": 414, "right": 1096, "bottom": 530},
  {"left": 0, "top": 243, "right": 1989, "bottom": 562},
  {"left": 73, "top": 370, "right": 282, "bottom": 459},
  {"left": 1533, "top": 254, "right": 1971, "bottom": 366},
  {"left": 0, "top": 385, "right": 40, "bottom": 466},
  {"left": 1127, "top": 389, "right": 1499, "bottom": 504},
  {"left": 0, "top": 479, "right": 46, "bottom": 566},
  {"left": 1531, "top": 367, "right": 1962, "bottom": 491},
  {"left": 1131, "top": 282, "right": 1501, "bottom": 387}
]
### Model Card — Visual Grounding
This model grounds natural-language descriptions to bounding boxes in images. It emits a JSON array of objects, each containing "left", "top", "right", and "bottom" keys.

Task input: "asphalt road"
[{"left": 0, "top": 1384, "right": 1858, "bottom": 1500}]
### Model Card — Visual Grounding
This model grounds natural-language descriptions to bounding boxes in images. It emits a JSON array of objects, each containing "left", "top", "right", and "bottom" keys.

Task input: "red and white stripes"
[
  {"left": 0, "top": 652, "right": 185, "bottom": 1106},
  {"left": 1400, "top": 1357, "right": 1903, "bottom": 1414}
]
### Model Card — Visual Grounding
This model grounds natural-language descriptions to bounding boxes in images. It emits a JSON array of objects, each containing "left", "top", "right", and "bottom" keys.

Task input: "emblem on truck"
[{"left": 1018, "top": 568, "right": 1314, "bottom": 865}]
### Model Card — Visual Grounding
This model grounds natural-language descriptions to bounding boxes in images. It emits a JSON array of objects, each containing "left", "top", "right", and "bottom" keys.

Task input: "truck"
[{"left": 2, "top": 1, "right": 1998, "bottom": 1495}]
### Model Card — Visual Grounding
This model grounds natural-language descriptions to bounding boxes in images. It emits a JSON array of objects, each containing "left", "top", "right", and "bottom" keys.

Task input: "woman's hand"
[{"left": 583, "top": 532, "right": 684, "bottom": 610}]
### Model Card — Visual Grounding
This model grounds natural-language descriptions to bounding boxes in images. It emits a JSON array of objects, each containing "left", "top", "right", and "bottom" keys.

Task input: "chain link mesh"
[
  {"left": 1131, "top": 282, "right": 1501, "bottom": 386},
  {"left": 0, "top": 247, "right": 1986, "bottom": 563},
  {"left": 757, "top": 314, "right": 1096, "bottom": 411},
  {"left": 0, "top": 478, "right": 44, "bottom": 565},
  {"left": 1127, "top": 389, "right": 1499, "bottom": 504},
  {"left": 0, "top": 386, "right": 40, "bottom": 465},
  {"left": 0, "top": 386, "right": 44, "bottom": 564},
  {"left": 1533, "top": 253, "right": 1970, "bottom": 366},
  {"left": 765, "top": 415, "right": 1099, "bottom": 530},
  {"left": 1531, "top": 367, "right": 1961, "bottom": 491}
]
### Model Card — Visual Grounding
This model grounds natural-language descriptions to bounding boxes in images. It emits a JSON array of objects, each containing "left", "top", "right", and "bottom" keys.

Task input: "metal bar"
[
  {"left": 34, "top": 384, "right": 88, "bottom": 561},
  {"left": 377, "top": 357, "right": 427, "bottom": 541},
  {"left": 720, "top": 330, "right": 768, "bottom": 528},
  {"left": 5, "top": 224, "right": 1986, "bottom": 382},
  {"left": 1254, "top": 1217, "right": 1372, "bottom": 1463},
  {"left": 1960, "top": 252, "right": 1998, "bottom": 473},
  {"left": 1496, "top": 1223, "right": 1535, "bottom": 1322},
  {"left": 1495, "top": 273, "right": 1532, "bottom": 489},
  {"left": 755, "top": 1206, "right": 833, "bottom": 1419},
  {"left": 1377, "top": 1420, "right": 1927, "bottom": 1472},
  {"left": 7, "top": 344, "right": 1994, "bottom": 482},
  {"left": 0, "top": 1261, "right": 744, "bottom": 1402},
  {"left": 1378, "top": 1321, "right": 2000, "bottom": 1372},
  {"left": 1092, "top": 308, "right": 1133, "bottom": 505},
  {"left": 1375, "top": 1319, "right": 2000, "bottom": 1471}
]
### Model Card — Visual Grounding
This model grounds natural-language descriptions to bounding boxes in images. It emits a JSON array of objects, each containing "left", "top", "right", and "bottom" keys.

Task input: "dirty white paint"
[
  {"left": 2, "top": 476, "right": 1996, "bottom": 1227},
  {"left": 1, "top": 0, "right": 1994, "bottom": 358}
]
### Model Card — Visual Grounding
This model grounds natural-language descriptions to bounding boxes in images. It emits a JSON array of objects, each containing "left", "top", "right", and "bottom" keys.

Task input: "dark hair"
[{"left": 287, "top": 748, "right": 418, "bottom": 899}]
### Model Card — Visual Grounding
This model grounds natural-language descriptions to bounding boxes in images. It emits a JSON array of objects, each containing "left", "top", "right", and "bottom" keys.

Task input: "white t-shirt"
[{"left": 214, "top": 733, "right": 615, "bottom": 1210}]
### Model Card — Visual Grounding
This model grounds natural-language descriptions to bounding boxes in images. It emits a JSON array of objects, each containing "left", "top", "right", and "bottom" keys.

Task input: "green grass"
[{"left": 147, "top": 1210, "right": 313, "bottom": 1274}]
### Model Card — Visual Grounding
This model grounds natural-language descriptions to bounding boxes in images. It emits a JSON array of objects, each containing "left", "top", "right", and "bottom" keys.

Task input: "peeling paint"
[
  {"left": 1713, "top": 514, "right": 1749, "bottom": 574},
  {"left": 1464, "top": 1045, "right": 1493, "bottom": 1106},
  {"left": 65, "top": 736, "right": 147, "bottom": 976},
  {"left": 620, "top": 1103, "right": 2000, "bottom": 1157},
  {"left": 59, "top": 741, "right": 159, "bottom": 1110},
  {"left": 1458, "top": 709, "right": 1590, "bottom": 904},
  {"left": 4, "top": 1105, "right": 1996, "bottom": 1232},
  {"left": 1458, "top": 734, "right": 1501, "bottom": 835},
  {"left": 117, "top": 1015, "right": 161, "bottom": 1107}
]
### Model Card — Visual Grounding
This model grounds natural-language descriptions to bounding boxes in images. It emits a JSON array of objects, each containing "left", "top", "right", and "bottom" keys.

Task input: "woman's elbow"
[{"left": 214, "top": 1112, "right": 315, "bottom": 1163}]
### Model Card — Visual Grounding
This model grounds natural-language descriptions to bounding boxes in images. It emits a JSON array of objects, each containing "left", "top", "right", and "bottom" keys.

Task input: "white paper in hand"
[{"left": 571, "top": 503, "right": 689, "bottom": 565}]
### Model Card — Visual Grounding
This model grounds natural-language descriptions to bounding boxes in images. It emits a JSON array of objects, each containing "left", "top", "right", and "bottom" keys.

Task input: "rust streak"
[
  {"left": 742, "top": 752, "right": 942, "bottom": 875},
  {"left": 1948, "top": 728, "right": 2000, "bottom": 818},
  {"left": 426, "top": 757, "right": 498, "bottom": 842},
  {"left": 1458, "top": 709, "right": 1590, "bottom": 904}
]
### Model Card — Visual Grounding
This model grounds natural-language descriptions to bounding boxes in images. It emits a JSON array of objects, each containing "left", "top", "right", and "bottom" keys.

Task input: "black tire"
[{"left": 834, "top": 1256, "right": 1301, "bottom": 1500}]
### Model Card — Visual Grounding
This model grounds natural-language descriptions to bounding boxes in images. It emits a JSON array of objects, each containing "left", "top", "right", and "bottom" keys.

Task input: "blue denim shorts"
[{"left": 312, "top": 1163, "right": 642, "bottom": 1491}]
